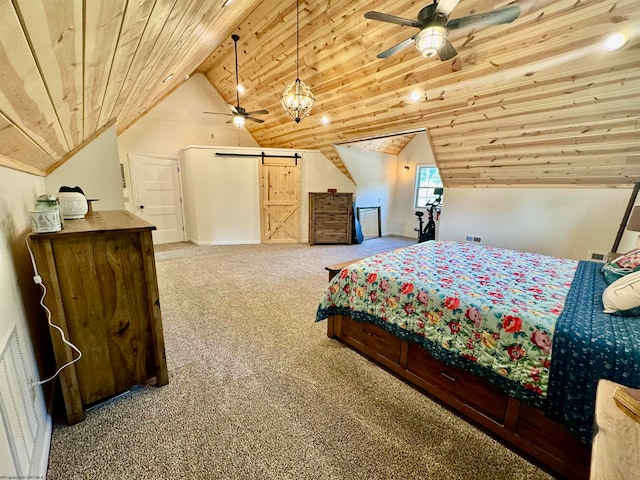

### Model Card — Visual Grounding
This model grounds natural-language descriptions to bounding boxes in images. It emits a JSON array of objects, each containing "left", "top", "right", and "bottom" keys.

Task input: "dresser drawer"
[
  {"left": 313, "top": 209, "right": 349, "bottom": 220},
  {"left": 339, "top": 318, "right": 402, "bottom": 365},
  {"left": 315, "top": 232, "right": 350, "bottom": 243},
  {"left": 315, "top": 194, "right": 351, "bottom": 209},
  {"left": 406, "top": 343, "right": 508, "bottom": 423}
]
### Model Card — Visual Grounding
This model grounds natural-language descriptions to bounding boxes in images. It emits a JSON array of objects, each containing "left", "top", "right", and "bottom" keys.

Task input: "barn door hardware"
[{"left": 214, "top": 152, "right": 300, "bottom": 165}]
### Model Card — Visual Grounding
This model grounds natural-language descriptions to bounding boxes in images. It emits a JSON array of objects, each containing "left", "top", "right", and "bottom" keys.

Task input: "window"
[{"left": 414, "top": 165, "right": 443, "bottom": 208}]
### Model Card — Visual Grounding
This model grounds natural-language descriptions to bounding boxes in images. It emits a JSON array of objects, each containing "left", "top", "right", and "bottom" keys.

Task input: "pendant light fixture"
[{"left": 281, "top": 0, "right": 315, "bottom": 123}]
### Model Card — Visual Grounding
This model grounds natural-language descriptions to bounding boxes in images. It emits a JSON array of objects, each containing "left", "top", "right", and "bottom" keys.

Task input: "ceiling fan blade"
[
  {"left": 437, "top": 39, "right": 458, "bottom": 61},
  {"left": 377, "top": 37, "right": 416, "bottom": 59},
  {"left": 364, "top": 11, "right": 421, "bottom": 28},
  {"left": 246, "top": 117, "right": 264, "bottom": 124},
  {"left": 244, "top": 109, "right": 268, "bottom": 116},
  {"left": 229, "top": 105, "right": 240, "bottom": 114},
  {"left": 435, "top": 0, "right": 461, "bottom": 18},
  {"left": 446, "top": 5, "right": 520, "bottom": 30},
  {"left": 226, "top": 118, "right": 233, "bottom": 123}
]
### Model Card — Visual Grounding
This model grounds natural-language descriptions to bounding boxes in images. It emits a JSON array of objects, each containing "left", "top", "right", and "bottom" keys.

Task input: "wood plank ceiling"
[
  {"left": 339, "top": 133, "right": 419, "bottom": 157},
  {"left": 0, "top": 0, "right": 639, "bottom": 188}
]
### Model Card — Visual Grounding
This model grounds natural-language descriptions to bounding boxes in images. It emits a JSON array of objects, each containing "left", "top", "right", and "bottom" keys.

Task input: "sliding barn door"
[{"left": 259, "top": 156, "right": 300, "bottom": 243}]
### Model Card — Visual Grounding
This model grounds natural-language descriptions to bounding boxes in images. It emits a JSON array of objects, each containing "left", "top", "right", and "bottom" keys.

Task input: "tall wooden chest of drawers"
[
  {"left": 309, "top": 192, "right": 353, "bottom": 245},
  {"left": 27, "top": 210, "right": 168, "bottom": 424}
]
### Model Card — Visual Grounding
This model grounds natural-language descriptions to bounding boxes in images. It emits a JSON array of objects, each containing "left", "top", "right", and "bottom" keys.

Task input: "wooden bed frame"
[{"left": 325, "top": 262, "right": 591, "bottom": 480}]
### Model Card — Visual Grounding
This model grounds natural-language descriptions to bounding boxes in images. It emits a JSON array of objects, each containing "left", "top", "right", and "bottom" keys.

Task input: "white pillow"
[{"left": 602, "top": 270, "right": 640, "bottom": 316}]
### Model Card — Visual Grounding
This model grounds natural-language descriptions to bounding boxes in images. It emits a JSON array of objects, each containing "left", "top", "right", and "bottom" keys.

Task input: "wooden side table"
[{"left": 591, "top": 379, "right": 640, "bottom": 479}]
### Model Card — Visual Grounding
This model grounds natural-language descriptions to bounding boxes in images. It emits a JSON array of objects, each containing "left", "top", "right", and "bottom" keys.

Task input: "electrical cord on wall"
[{"left": 26, "top": 237, "right": 82, "bottom": 386}]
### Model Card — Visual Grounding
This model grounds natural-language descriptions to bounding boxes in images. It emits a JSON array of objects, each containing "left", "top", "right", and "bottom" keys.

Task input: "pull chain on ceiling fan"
[{"left": 203, "top": 34, "right": 268, "bottom": 127}]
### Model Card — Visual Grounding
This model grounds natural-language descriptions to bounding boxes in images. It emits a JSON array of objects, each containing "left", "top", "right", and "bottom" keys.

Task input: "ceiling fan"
[
  {"left": 365, "top": 0, "right": 520, "bottom": 61},
  {"left": 204, "top": 34, "right": 268, "bottom": 127}
]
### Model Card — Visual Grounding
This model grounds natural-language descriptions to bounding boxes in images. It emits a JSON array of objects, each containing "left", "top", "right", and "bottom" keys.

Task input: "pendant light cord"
[{"left": 296, "top": 0, "right": 300, "bottom": 80}]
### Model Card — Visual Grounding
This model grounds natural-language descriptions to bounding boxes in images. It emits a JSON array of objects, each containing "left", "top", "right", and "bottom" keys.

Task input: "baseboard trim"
[
  {"left": 29, "top": 384, "right": 56, "bottom": 478},
  {"left": 190, "top": 239, "right": 261, "bottom": 246},
  {"left": 386, "top": 231, "right": 418, "bottom": 240}
]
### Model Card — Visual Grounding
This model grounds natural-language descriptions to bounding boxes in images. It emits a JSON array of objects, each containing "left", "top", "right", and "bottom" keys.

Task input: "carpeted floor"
[{"left": 46, "top": 237, "right": 553, "bottom": 479}]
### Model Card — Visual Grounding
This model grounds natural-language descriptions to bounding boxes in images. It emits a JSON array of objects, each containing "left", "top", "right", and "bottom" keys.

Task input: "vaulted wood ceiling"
[
  {"left": 339, "top": 133, "right": 419, "bottom": 156},
  {"left": 1, "top": 0, "right": 639, "bottom": 188}
]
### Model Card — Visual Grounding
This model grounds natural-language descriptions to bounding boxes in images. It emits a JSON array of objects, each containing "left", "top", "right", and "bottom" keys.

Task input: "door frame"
[{"left": 128, "top": 153, "right": 186, "bottom": 243}]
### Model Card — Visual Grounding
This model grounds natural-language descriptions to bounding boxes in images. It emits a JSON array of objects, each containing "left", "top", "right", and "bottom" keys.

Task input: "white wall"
[
  {"left": 117, "top": 73, "right": 259, "bottom": 211},
  {"left": 181, "top": 146, "right": 355, "bottom": 244},
  {"left": 437, "top": 187, "right": 630, "bottom": 260},
  {"left": 181, "top": 147, "right": 261, "bottom": 244},
  {"left": 45, "top": 125, "right": 124, "bottom": 210},
  {"left": 391, "top": 133, "right": 437, "bottom": 238},
  {"left": 0, "top": 167, "right": 49, "bottom": 478},
  {"left": 335, "top": 146, "right": 397, "bottom": 236}
]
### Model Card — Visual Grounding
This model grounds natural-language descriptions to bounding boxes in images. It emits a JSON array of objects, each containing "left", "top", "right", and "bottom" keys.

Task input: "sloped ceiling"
[
  {"left": 0, "top": 0, "right": 639, "bottom": 188},
  {"left": 339, "top": 133, "right": 419, "bottom": 156}
]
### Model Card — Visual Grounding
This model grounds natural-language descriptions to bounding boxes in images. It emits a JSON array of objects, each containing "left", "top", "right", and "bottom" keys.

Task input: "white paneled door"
[{"left": 129, "top": 154, "right": 185, "bottom": 244}]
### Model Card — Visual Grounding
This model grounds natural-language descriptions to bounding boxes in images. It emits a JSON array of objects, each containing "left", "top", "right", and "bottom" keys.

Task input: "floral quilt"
[{"left": 316, "top": 241, "right": 579, "bottom": 406}]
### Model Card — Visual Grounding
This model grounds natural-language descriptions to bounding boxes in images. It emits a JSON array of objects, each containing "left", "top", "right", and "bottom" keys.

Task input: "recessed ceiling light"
[
  {"left": 222, "top": 0, "right": 234, "bottom": 7},
  {"left": 321, "top": 116, "right": 330, "bottom": 125},
  {"left": 138, "top": 107, "right": 147, "bottom": 114},
  {"left": 410, "top": 91, "right": 422, "bottom": 102},
  {"left": 162, "top": 73, "right": 174, "bottom": 83},
  {"left": 603, "top": 32, "right": 627, "bottom": 51},
  {"left": 237, "top": 84, "right": 245, "bottom": 94}
]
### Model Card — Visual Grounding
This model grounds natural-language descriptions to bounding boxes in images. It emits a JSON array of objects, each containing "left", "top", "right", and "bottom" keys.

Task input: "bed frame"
[{"left": 325, "top": 262, "right": 591, "bottom": 480}]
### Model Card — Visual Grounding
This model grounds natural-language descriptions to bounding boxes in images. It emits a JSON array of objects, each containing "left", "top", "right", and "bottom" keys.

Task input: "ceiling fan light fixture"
[
  {"left": 232, "top": 115, "right": 245, "bottom": 128},
  {"left": 282, "top": 0, "right": 315, "bottom": 123},
  {"left": 416, "top": 26, "right": 447, "bottom": 57}
]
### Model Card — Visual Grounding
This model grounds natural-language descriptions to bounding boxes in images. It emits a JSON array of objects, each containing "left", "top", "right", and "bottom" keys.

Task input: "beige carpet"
[{"left": 46, "top": 238, "right": 553, "bottom": 480}]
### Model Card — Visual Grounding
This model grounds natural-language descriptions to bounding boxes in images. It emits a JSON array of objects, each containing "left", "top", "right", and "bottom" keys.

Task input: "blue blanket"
[{"left": 546, "top": 260, "right": 640, "bottom": 445}]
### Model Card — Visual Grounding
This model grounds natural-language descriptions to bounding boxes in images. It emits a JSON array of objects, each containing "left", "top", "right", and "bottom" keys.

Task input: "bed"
[{"left": 316, "top": 240, "right": 640, "bottom": 480}]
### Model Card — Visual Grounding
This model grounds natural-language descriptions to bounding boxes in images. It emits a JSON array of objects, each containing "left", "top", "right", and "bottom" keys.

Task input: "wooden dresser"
[
  {"left": 28, "top": 210, "right": 168, "bottom": 424},
  {"left": 309, "top": 192, "right": 353, "bottom": 246}
]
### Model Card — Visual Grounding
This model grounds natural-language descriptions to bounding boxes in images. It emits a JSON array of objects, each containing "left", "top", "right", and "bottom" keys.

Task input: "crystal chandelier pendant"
[
  {"left": 281, "top": 78, "right": 315, "bottom": 123},
  {"left": 281, "top": 0, "right": 315, "bottom": 123}
]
